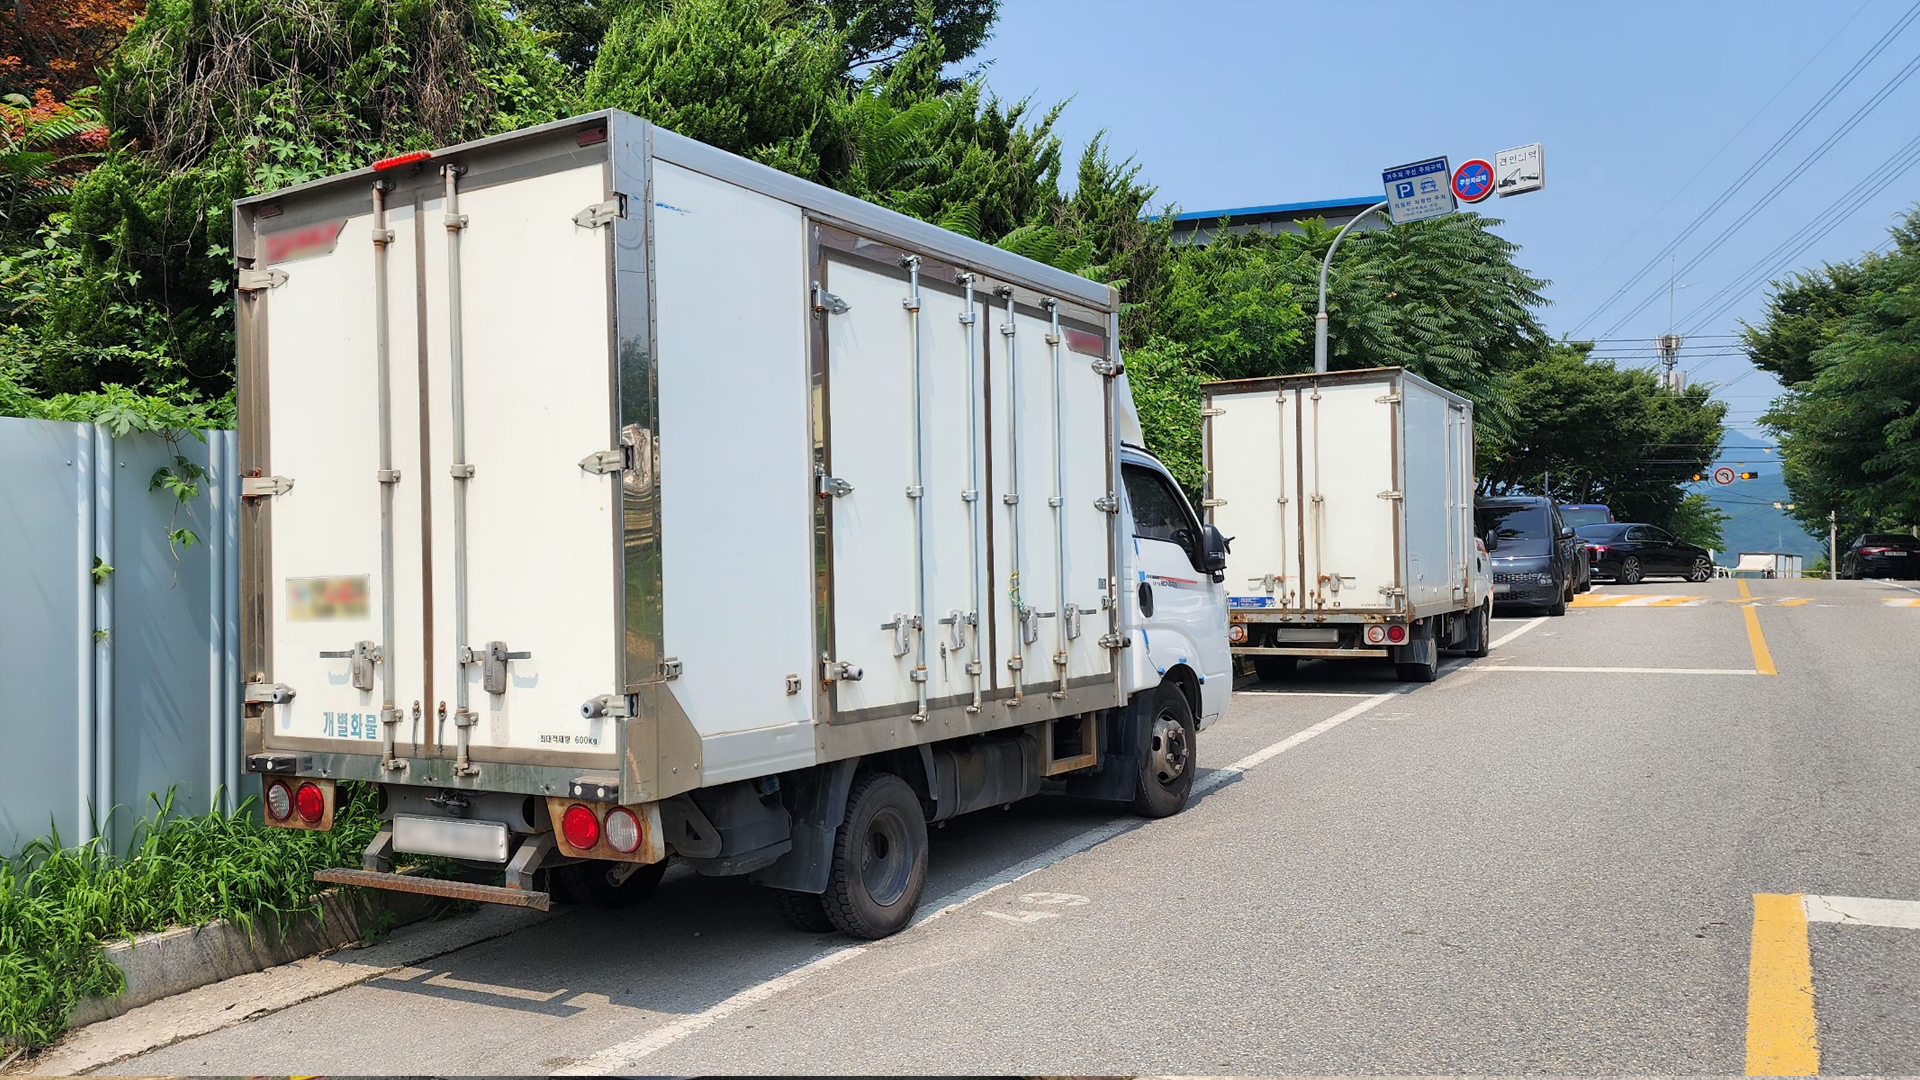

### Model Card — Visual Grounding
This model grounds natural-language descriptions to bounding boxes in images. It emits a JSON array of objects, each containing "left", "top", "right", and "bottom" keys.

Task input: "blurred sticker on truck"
[
  {"left": 1229, "top": 596, "right": 1275, "bottom": 608},
  {"left": 286, "top": 575, "right": 369, "bottom": 621}
]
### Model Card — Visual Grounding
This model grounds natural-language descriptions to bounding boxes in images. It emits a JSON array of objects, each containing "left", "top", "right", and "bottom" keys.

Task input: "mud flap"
[{"left": 751, "top": 758, "right": 859, "bottom": 894}]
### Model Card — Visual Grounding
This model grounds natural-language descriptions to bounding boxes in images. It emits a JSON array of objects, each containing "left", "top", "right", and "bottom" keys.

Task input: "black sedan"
[
  {"left": 1839, "top": 533, "right": 1920, "bottom": 580},
  {"left": 1577, "top": 523, "right": 1715, "bottom": 584}
]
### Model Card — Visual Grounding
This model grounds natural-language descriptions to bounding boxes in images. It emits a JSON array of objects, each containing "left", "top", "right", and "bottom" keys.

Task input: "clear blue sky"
[{"left": 973, "top": 0, "right": 1919, "bottom": 443}]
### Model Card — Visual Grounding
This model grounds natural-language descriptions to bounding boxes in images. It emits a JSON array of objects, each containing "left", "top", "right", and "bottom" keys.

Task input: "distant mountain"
[{"left": 1700, "top": 429, "right": 1825, "bottom": 565}]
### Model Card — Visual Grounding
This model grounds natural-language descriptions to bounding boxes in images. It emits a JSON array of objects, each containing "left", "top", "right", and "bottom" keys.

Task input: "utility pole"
[
  {"left": 1315, "top": 200, "right": 1390, "bottom": 373},
  {"left": 1829, "top": 509, "right": 1838, "bottom": 581}
]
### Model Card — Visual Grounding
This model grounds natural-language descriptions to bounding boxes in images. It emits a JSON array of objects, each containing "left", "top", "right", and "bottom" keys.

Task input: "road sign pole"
[{"left": 1315, "top": 200, "right": 1390, "bottom": 373}]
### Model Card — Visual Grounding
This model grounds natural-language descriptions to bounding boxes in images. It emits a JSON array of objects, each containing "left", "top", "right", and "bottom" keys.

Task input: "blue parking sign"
[{"left": 1381, "top": 157, "right": 1457, "bottom": 224}]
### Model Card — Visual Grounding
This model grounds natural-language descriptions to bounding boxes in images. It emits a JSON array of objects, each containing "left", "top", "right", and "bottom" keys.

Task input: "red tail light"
[
  {"left": 1386, "top": 624, "right": 1408, "bottom": 645},
  {"left": 372, "top": 149, "right": 433, "bottom": 171},
  {"left": 294, "top": 782, "right": 325, "bottom": 823},
  {"left": 562, "top": 803, "right": 600, "bottom": 849},
  {"left": 1588, "top": 544, "right": 1609, "bottom": 553},
  {"left": 1860, "top": 546, "right": 1891, "bottom": 555}
]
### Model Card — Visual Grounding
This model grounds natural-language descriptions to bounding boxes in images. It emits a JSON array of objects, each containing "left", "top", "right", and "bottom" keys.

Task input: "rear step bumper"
[
  {"left": 314, "top": 867, "right": 551, "bottom": 912},
  {"left": 1233, "top": 645, "right": 1389, "bottom": 659}
]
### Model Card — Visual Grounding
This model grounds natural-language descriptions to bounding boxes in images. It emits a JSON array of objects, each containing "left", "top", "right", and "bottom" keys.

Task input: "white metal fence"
[{"left": 0, "top": 416, "right": 241, "bottom": 855}]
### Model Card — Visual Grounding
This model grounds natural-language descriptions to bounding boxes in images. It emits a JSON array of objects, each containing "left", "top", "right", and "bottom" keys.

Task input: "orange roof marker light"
[{"left": 372, "top": 149, "right": 433, "bottom": 171}]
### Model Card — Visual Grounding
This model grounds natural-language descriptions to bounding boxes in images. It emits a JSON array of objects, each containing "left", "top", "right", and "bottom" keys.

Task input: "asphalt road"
[{"left": 86, "top": 576, "right": 1920, "bottom": 1075}]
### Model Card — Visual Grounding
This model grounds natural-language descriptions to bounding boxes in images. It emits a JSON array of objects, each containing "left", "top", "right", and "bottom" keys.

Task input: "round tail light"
[
  {"left": 562, "top": 803, "right": 601, "bottom": 850},
  {"left": 604, "top": 807, "right": 642, "bottom": 854},
  {"left": 295, "top": 782, "right": 325, "bottom": 823},
  {"left": 265, "top": 781, "right": 293, "bottom": 822},
  {"left": 1227, "top": 623, "right": 1247, "bottom": 644},
  {"left": 1386, "top": 624, "right": 1408, "bottom": 644},
  {"left": 1365, "top": 625, "right": 1386, "bottom": 645}
]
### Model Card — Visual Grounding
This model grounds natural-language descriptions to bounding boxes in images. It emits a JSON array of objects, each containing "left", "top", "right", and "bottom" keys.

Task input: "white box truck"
[
  {"left": 1201, "top": 367, "right": 1490, "bottom": 683},
  {"left": 234, "top": 111, "right": 1231, "bottom": 937}
]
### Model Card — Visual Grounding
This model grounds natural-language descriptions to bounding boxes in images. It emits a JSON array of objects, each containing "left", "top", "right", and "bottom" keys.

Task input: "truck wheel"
[
  {"left": 557, "top": 859, "right": 667, "bottom": 910},
  {"left": 1133, "top": 683, "right": 1196, "bottom": 818},
  {"left": 821, "top": 772, "right": 928, "bottom": 939},
  {"left": 1466, "top": 601, "right": 1492, "bottom": 658},
  {"left": 1252, "top": 655, "right": 1296, "bottom": 681},
  {"left": 768, "top": 887, "right": 836, "bottom": 932}
]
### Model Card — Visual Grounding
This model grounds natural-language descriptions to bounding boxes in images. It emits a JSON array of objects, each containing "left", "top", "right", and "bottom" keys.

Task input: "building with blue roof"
[{"left": 1165, "top": 195, "right": 1382, "bottom": 245}]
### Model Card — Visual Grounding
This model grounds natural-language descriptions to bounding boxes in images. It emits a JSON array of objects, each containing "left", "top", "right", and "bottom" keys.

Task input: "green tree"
[
  {"left": 586, "top": 0, "right": 843, "bottom": 179},
  {"left": 1668, "top": 490, "right": 1730, "bottom": 550},
  {"left": 1748, "top": 209, "right": 1920, "bottom": 536},
  {"left": 1121, "top": 337, "right": 1204, "bottom": 496},
  {"left": 1478, "top": 344, "right": 1727, "bottom": 531}
]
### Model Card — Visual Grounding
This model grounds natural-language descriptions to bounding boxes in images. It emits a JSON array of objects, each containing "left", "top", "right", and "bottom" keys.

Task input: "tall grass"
[{"left": 0, "top": 783, "right": 381, "bottom": 1049}]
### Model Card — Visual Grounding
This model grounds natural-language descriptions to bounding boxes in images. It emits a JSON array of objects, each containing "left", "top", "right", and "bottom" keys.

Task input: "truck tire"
[
  {"left": 1464, "top": 601, "right": 1492, "bottom": 658},
  {"left": 821, "top": 772, "right": 928, "bottom": 939},
  {"left": 557, "top": 858, "right": 667, "bottom": 909},
  {"left": 1252, "top": 655, "right": 1296, "bottom": 681},
  {"left": 768, "top": 887, "right": 836, "bottom": 932},
  {"left": 1133, "top": 683, "right": 1196, "bottom": 818}
]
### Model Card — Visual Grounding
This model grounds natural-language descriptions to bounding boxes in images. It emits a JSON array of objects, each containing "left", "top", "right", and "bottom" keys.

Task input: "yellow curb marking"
[{"left": 1747, "top": 892, "right": 1819, "bottom": 1076}]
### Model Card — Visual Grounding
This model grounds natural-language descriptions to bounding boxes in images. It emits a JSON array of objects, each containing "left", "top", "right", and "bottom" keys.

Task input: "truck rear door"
[
  {"left": 1204, "top": 385, "right": 1302, "bottom": 610},
  {"left": 1297, "top": 376, "right": 1400, "bottom": 614},
  {"left": 245, "top": 147, "right": 623, "bottom": 773}
]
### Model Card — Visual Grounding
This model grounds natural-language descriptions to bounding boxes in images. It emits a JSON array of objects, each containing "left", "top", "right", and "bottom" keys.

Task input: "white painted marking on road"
[
  {"left": 1019, "top": 892, "right": 1090, "bottom": 906},
  {"left": 563, "top": 691, "right": 1402, "bottom": 1073},
  {"left": 1802, "top": 893, "right": 1920, "bottom": 931},
  {"left": 1881, "top": 580, "right": 1920, "bottom": 595},
  {"left": 981, "top": 909, "right": 1060, "bottom": 924},
  {"left": 1480, "top": 665, "right": 1758, "bottom": 675},
  {"left": 1489, "top": 616, "right": 1547, "bottom": 650},
  {"left": 557, "top": 946, "right": 869, "bottom": 1073},
  {"left": 1233, "top": 690, "right": 1379, "bottom": 698},
  {"left": 1882, "top": 597, "right": 1920, "bottom": 607}
]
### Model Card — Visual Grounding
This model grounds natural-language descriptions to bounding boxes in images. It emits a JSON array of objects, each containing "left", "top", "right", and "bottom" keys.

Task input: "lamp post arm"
[{"left": 1314, "top": 199, "right": 1390, "bottom": 373}]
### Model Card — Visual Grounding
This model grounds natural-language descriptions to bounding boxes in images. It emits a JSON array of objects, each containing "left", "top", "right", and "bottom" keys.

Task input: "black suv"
[{"left": 1475, "top": 496, "right": 1577, "bottom": 616}]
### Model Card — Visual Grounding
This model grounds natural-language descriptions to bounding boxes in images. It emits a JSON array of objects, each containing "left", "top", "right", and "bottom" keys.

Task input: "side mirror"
[
  {"left": 1483, "top": 529, "right": 1500, "bottom": 552},
  {"left": 1559, "top": 525, "right": 1576, "bottom": 539},
  {"left": 1201, "top": 523, "right": 1231, "bottom": 577}
]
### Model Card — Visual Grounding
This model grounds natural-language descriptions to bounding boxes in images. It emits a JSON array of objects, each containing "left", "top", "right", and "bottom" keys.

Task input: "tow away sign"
[
  {"left": 1496, "top": 143, "right": 1545, "bottom": 196},
  {"left": 1382, "top": 157, "right": 1456, "bottom": 224}
]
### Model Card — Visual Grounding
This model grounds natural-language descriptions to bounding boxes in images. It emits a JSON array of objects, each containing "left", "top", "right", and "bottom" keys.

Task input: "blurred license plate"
[
  {"left": 1494, "top": 583, "right": 1512, "bottom": 594},
  {"left": 393, "top": 814, "right": 509, "bottom": 862}
]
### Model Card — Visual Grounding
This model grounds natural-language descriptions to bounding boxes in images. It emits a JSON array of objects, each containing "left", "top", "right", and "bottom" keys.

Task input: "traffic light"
[
  {"left": 1691, "top": 473, "right": 1704, "bottom": 481},
  {"left": 1738, "top": 471, "right": 1759, "bottom": 480}
]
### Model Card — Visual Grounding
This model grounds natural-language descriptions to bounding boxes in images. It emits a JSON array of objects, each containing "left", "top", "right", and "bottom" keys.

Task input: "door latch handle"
[{"left": 318, "top": 640, "right": 379, "bottom": 691}]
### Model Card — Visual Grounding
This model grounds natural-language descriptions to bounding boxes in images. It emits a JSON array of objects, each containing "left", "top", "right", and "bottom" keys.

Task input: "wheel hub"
[
  {"left": 1148, "top": 713, "right": 1189, "bottom": 786},
  {"left": 860, "top": 807, "right": 912, "bottom": 907}
]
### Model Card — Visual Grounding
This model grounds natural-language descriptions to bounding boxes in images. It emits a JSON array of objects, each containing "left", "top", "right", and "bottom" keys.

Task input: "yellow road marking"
[
  {"left": 1775, "top": 597, "right": 1815, "bottom": 607},
  {"left": 1884, "top": 597, "right": 1920, "bottom": 608},
  {"left": 1571, "top": 593, "right": 1636, "bottom": 607},
  {"left": 1646, "top": 595, "right": 1706, "bottom": 606},
  {"left": 1737, "top": 579, "right": 1753, "bottom": 599},
  {"left": 1743, "top": 603, "right": 1778, "bottom": 675},
  {"left": 1747, "top": 892, "right": 1819, "bottom": 1076}
]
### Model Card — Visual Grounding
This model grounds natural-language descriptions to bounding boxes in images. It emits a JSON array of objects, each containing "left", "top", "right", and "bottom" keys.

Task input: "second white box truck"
[
  {"left": 233, "top": 110, "right": 1231, "bottom": 938},
  {"left": 1202, "top": 367, "right": 1491, "bottom": 683}
]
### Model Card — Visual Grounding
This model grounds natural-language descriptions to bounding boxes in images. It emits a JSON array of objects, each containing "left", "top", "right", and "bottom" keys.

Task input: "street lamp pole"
[{"left": 1315, "top": 200, "right": 1390, "bottom": 373}]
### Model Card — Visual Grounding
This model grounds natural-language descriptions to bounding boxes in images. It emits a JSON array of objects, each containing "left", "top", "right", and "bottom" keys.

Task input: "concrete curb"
[
  {"left": 65, "top": 888, "right": 439, "bottom": 1030},
  {"left": 21, "top": 904, "right": 549, "bottom": 1076}
]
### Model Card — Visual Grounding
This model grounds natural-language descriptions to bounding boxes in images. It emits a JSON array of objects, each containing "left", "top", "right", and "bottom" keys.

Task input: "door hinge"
[
  {"left": 817, "top": 466, "right": 854, "bottom": 498},
  {"left": 1091, "top": 358, "right": 1123, "bottom": 377},
  {"left": 1202, "top": 498, "right": 1227, "bottom": 507},
  {"left": 573, "top": 196, "right": 625, "bottom": 229},
  {"left": 1098, "top": 632, "right": 1130, "bottom": 649},
  {"left": 824, "top": 658, "right": 864, "bottom": 683},
  {"left": 318, "top": 640, "right": 380, "bottom": 692},
  {"left": 1093, "top": 494, "right": 1118, "bottom": 513},
  {"left": 237, "top": 267, "right": 288, "bottom": 292},
  {"left": 1376, "top": 393, "right": 1403, "bottom": 404},
  {"left": 245, "top": 681, "right": 296, "bottom": 705},
  {"left": 812, "top": 282, "right": 850, "bottom": 314},
  {"left": 658, "top": 657, "right": 683, "bottom": 680},
  {"left": 241, "top": 474, "right": 295, "bottom": 498},
  {"left": 1379, "top": 585, "right": 1406, "bottom": 598},
  {"left": 581, "top": 693, "right": 634, "bottom": 719},
  {"left": 579, "top": 449, "right": 625, "bottom": 475},
  {"left": 1201, "top": 407, "right": 1226, "bottom": 417},
  {"left": 1378, "top": 490, "right": 1404, "bottom": 500}
]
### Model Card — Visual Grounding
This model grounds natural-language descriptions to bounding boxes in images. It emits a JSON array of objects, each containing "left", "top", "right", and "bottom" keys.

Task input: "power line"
[
  {"left": 1553, "top": 4, "right": 1871, "bottom": 307},
  {"left": 1568, "top": 1, "right": 1920, "bottom": 337},
  {"left": 1594, "top": 37, "right": 1920, "bottom": 340}
]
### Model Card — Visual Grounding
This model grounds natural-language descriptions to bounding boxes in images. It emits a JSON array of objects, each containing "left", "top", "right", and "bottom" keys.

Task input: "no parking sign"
[{"left": 1452, "top": 159, "right": 1495, "bottom": 203}]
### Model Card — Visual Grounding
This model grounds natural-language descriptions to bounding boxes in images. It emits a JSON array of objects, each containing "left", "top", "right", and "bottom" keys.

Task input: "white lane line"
[
  {"left": 1803, "top": 894, "right": 1920, "bottom": 931},
  {"left": 561, "top": 691, "right": 1399, "bottom": 1073},
  {"left": 1480, "top": 665, "right": 1757, "bottom": 675},
  {"left": 1489, "top": 616, "right": 1548, "bottom": 650},
  {"left": 1880, "top": 580, "right": 1920, "bottom": 595},
  {"left": 1234, "top": 690, "right": 1380, "bottom": 698}
]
